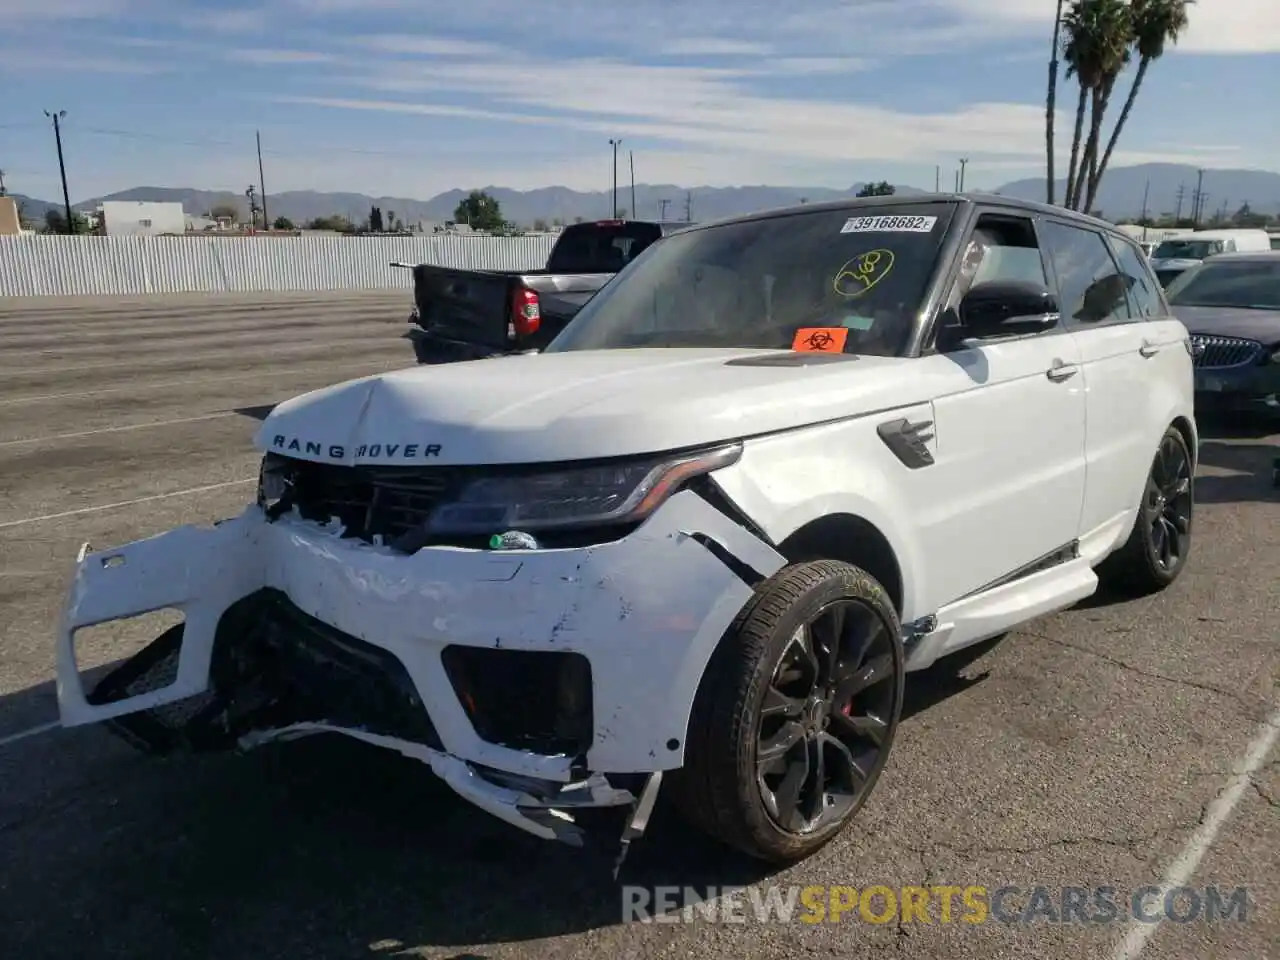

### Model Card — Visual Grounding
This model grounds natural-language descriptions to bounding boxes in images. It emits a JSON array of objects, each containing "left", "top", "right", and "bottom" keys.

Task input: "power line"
[{"left": 24, "top": 123, "right": 489, "bottom": 163}]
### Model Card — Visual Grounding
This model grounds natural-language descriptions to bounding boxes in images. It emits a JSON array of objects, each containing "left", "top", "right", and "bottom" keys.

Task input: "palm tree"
[
  {"left": 1046, "top": 0, "right": 1066, "bottom": 204},
  {"left": 1061, "top": 0, "right": 1132, "bottom": 211},
  {"left": 1083, "top": 0, "right": 1194, "bottom": 213}
]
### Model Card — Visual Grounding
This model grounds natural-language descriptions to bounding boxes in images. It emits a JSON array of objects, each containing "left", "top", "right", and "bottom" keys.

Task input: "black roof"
[{"left": 678, "top": 191, "right": 1123, "bottom": 236}]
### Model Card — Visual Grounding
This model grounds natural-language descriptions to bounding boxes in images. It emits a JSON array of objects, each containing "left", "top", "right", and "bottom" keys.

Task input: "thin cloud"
[
  {"left": 228, "top": 48, "right": 339, "bottom": 65},
  {"left": 349, "top": 34, "right": 509, "bottom": 57},
  {"left": 661, "top": 38, "right": 774, "bottom": 57}
]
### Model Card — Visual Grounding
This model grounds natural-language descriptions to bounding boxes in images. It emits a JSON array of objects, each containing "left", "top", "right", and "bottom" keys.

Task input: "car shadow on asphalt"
[
  {"left": 1193, "top": 417, "right": 1279, "bottom": 504},
  {"left": 233, "top": 404, "right": 277, "bottom": 421},
  {"left": 0, "top": 645, "right": 992, "bottom": 956}
]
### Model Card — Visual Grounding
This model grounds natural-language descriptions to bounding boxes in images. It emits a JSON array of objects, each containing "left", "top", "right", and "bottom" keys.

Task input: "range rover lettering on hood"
[{"left": 272, "top": 435, "right": 442, "bottom": 459}]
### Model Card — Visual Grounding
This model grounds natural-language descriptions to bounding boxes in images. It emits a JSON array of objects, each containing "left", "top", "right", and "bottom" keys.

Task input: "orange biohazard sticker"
[{"left": 792, "top": 327, "right": 849, "bottom": 353}]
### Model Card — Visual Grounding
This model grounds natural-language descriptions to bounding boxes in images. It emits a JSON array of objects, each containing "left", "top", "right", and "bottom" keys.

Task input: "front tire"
[
  {"left": 671, "top": 560, "right": 905, "bottom": 864},
  {"left": 1097, "top": 426, "right": 1194, "bottom": 595}
]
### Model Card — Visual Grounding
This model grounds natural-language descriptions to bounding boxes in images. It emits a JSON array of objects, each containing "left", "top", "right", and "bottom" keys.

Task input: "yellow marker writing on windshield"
[{"left": 834, "top": 249, "right": 895, "bottom": 298}]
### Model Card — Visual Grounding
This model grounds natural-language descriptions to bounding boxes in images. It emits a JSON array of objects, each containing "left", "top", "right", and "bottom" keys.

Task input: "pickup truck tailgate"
[{"left": 412, "top": 265, "right": 516, "bottom": 350}]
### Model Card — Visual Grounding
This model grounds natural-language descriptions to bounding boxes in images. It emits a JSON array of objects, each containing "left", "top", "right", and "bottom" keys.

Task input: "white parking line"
[
  {"left": 0, "top": 721, "right": 60, "bottom": 749},
  {"left": 0, "top": 479, "right": 255, "bottom": 530},
  {"left": 0, "top": 411, "right": 237, "bottom": 448},
  {"left": 1112, "top": 704, "right": 1280, "bottom": 960},
  {"left": 0, "top": 357, "right": 403, "bottom": 405}
]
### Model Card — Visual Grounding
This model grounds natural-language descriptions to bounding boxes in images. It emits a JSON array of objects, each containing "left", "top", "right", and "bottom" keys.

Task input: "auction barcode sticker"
[{"left": 840, "top": 215, "right": 938, "bottom": 234}]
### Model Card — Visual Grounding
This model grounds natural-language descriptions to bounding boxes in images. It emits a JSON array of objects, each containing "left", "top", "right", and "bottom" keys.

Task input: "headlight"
[
  {"left": 426, "top": 443, "right": 743, "bottom": 535},
  {"left": 257, "top": 454, "right": 295, "bottom": 510}
]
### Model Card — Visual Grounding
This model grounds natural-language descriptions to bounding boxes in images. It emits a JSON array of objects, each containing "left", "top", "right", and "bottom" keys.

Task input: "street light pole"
[
  {"left": 256, "top": 130, "right": 269, "bottom": 230},
  {"left": 609, "top": 139, "right": 621, "bottom": 216},
  {"left": 44, "top": 109, "right": 74, "bottom": 234}
]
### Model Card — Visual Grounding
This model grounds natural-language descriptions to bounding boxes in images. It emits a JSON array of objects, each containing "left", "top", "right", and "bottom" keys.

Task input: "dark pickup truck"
[{"left": 395, "top": 219, "right": 691, "bottom": 364}]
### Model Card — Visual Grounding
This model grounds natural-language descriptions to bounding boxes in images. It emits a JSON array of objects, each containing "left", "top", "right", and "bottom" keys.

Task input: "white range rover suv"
[{"left": 57, "top": 194, "right": 1197, "bottom": 867}]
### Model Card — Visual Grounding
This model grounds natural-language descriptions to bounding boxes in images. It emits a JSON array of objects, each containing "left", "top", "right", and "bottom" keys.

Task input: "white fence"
[{"left": 0, "top": 234, "right": 559, "bottom": 298}]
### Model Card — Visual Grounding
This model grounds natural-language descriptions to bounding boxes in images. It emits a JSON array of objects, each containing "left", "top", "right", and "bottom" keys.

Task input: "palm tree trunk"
[
  {"left": 1085, "top": 57, "right": 1150, "bottom": 213},
  {"left": 1063, "top": 85, "right": 1089, "bottom": 208},
  {"left": 1072, "top": 87, "right": 1104, "bottom": 211},
  {"left": 1046, "top": 0, "right": 1065, "bottom": 204},
  {"left": 1083, "top": 74, "right": 1118, "bottom": 209}
]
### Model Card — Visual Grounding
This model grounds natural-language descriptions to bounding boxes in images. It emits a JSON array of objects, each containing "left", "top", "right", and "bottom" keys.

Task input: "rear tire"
[
  {"left": 1097, "top": 426, "right": 1194, "bottom": 595},
  {"left": 670, "top": 560, "right": 904, "bottom": 863}
]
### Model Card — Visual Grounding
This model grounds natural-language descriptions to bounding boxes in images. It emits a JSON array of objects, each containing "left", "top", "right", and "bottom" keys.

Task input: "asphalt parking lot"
[{"left": 0, "top": 291, "right": 1276, "bottom": 960}]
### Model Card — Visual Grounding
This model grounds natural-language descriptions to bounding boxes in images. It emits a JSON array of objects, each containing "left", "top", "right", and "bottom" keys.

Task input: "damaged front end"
[{"left": 57, "top": 445, "right": 785, "bottom": 865}]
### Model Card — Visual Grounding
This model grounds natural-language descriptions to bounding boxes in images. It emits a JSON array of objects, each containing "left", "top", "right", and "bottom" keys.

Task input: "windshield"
[
  {"left": 545, "top": 222, "right": 664, "bottom": 273},
  {"left": 1165, "top": 259, "right": 1280, "bottom": 309},
  {"left": 1153, "top": 239, "right": 1223, "bottom": 260},
  {"left": 545, "top": 204, "right": 957, "bottom": 357}
]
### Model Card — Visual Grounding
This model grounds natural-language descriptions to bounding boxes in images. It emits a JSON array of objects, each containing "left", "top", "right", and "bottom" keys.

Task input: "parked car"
[
  {"left": 395, "top": 219, "right": 694, "bottom": 363},
  {"left": 57, "top": 193, "right": 1197, "bottom": 869},
  {"left": 1149, "top": 228, "right": 1273, "bottom": 288},
  {"left": 1165, "top": 250, "right": 1280, "bottom": 416}
]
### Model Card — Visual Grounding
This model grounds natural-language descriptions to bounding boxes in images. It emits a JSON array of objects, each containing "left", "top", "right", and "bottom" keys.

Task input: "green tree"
[
  {"left": 1083, "top": 0, "right": 1193, "bottom": 212},
  {"left": 43, "top": 209, "right": 89, "bottom": 234},
  {"left": 368, "top": 206, "right": 384, "bottom": 232},
  {"left": 272, "top": 216, "right": 296, "bottom": 230},
  {"left": 454, "top": 190, "right": 503, "bottom": 231},
  {"left": 305, "top": 215, "right": 355, "bottom": 232},
  {"left": 855, "top": 181, "right": 896, "bottom": 197},
  {"left": 1061, "top": 0, "right": 1133, "bottom": 210}
]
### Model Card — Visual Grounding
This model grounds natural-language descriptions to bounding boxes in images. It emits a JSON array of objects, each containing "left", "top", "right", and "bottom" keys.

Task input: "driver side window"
[{"left": 934, "top": 213, "right": 1052, "bottom": 351}]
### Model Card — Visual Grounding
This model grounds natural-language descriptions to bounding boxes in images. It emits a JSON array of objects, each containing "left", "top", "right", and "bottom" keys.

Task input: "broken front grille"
[
  {"left": 1190, "top": 335, "right": 1264, "bottom": 369},
  {"left": 279, "top": 456, "right": 463, "bottom": 544}
]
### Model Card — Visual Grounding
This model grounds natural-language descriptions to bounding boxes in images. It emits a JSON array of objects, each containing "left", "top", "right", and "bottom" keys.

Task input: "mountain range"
[{"left": 8, "top": 163, "right": 1280, "bottom": 227}]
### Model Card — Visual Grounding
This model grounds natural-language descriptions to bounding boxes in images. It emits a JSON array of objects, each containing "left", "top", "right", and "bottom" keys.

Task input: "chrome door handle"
[
  {"left": 1046, "top": 359, "right": 1079, "bottom": 382},
  {"left": 1139, "top": 340, "right": 1160, "bottom": 358}
]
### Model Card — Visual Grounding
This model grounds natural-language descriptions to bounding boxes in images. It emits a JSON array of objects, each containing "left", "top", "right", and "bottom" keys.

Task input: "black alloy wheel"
[
  {"left": 1147, "top": 430, "right": 1193, "bottom": 574},
  {"left": 757, "top": 601, "right": 897, "bottom": 836},
  {"left": 1097, "top": 425, "right": 1195, "bottom": 595},
  {"left": 671, "top": 559, "right": 905, "bottom": 863}
]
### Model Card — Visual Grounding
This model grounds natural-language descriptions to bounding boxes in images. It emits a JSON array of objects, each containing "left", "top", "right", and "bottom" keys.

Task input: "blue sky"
[{"left": 1, "top": 0, "right": 1277, "bottom": 202}]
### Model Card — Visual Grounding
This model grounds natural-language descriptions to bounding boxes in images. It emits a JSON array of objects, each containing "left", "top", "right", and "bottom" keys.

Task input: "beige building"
[{"left": 0, "top": 197, "right": 21, "bottom": 236}]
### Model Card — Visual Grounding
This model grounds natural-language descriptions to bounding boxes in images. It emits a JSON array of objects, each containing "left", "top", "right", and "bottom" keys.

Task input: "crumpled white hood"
[{"left": 255, "top": 348, "right": 924, "bottom": 465}]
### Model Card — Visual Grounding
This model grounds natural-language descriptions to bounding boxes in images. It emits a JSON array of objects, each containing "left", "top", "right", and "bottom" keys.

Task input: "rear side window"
[
  {"left": 1039, "top": 221, "right": 1133, "bottom": 327},
  {"left": 1107, "top": 236, "right": 1165, "bottom": 318},
  {"left": 546, "top": 222, "right": 664, "bottom": 273}
]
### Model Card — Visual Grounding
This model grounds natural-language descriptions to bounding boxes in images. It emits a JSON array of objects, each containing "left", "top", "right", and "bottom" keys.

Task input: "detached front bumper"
[{"left": 56, "top": 489, "right": 784, "bottom": 843}]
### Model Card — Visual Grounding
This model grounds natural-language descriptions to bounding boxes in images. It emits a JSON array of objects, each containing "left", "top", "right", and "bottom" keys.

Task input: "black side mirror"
[{"left": 959, "top": 280, "right": 1059, "bottom": 338}]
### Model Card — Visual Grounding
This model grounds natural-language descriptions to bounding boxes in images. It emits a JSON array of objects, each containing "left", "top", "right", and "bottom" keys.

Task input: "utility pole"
[
  {"left": 256, "top": 130, "right": 269, "bottom": 230},
  {"left": 609, "top": 139, "right": 621, "bottom": 216},
  {"left": 1139, "top": 179, "right": 1150, "bottom": 239},
  {"left": 1192, "top": 168, "right": 1205, "bottom": 226},
  {"left": 958, "top": 158, "right": 969, "bottom": 192},
  {"left": 684, "top": 191, "right": 692, "bottom": 222},
  {"left": 658, "top": 198, "right": 670, "bottom": 221},
  {"left": 44, "top": 109, "right": 74, "bottom": 234},
  {"left": 934, "top": 165, "right": 940, "bottom": 192},
  {"left": 953, "top": 169, "right": 960, "bottom": 192},
  {"left": 1174, "top": 183, "right": 1185, "bottom": 221},
  {"left": 629, "top": 150, "right": 635, "bottom": 220}
]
